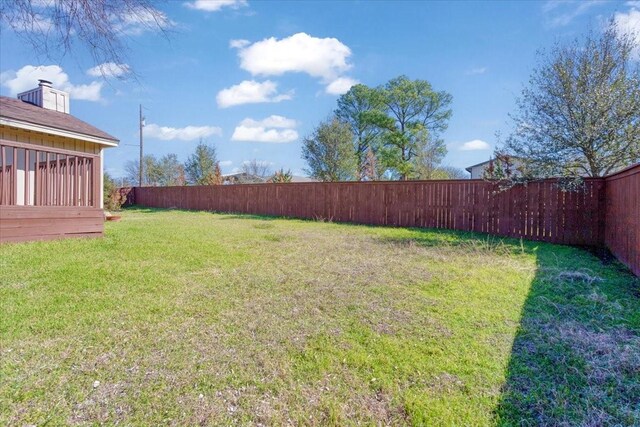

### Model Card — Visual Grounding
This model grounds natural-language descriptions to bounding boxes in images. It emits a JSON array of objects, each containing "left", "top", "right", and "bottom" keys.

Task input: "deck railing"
[{"left": 0, "top": 140, "right": 100, "bottom": 208}]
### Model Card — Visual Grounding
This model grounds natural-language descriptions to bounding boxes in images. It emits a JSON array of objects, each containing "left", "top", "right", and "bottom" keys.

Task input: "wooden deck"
[{"left": 0, "top": 206, "right": 103, "bottom": 243}]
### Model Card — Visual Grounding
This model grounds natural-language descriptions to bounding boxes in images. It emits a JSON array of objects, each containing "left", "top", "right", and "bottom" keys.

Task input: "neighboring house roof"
[
  {"left": 291, "top": 175, "right": 318, "bottom": 183},
  {"left": 223, "top": 172, "right": 266, "bottom": 184},
  {"left": 465, "top": 159, "right": 493, "bottom": 173},
  {"left": 221, "top": 172, "right": 318, "bottom": 184},
  {"left": 0, "top": 96, "right": 119, "bottom": 146},
  {"left": 465, "top": 157, "right": 524, "bottom": 173}
]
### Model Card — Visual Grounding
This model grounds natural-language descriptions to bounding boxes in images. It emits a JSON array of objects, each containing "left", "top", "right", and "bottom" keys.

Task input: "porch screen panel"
[{"left": 0, "top": 141, "right": 99, "bottom": 207}]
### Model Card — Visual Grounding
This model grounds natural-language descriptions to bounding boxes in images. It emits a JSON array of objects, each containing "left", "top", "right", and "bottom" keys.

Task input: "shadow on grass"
[
  {"left": 120, "top": 206, "right": 639, "bottom": 423},
  {"left": 373, "top": 227, "right": 639, "bottom": 424},
  {"left": 375, "top": 227, "right": 538, "bottom": 258},
  {"left": 121, "top": 205, "right": 168, "bottom": 214},
  {"left": 217, "top": 214, "right": 278, "bottom": 221},
  {"left": 494, "top": 246, "right": 640, "bottom": 425}
]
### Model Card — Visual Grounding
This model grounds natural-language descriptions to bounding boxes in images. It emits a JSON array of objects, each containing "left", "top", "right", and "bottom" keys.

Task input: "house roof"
[
  {"left": 291, "top": 175, "right": 318, "bottom": 182},
  {"left": 222, "top": 172, "right": 266, "bottom": 183},
  {"left": 0, "top": 96, "right": 119, "bottom": 146},
  {"left": 465, "top": 156, "right": 525, "bottom": 173},
  {"left": 221, "top": 172, "right": 318, "bottom": 183},
  {"left": 465, "top": 159, "right": 492, "bottom": 173}
]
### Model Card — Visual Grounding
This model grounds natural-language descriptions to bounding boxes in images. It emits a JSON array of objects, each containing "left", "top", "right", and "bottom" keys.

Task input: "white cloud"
[
  {"left": 239, "top": 115, "right": 297, "bottom": 129},
  {"left": 144, "top": 123, "right": 222, "bottom": 141},
  {"left": 1, "top": 65, "right": 102, "bottom": 101},
  {"left": 13, "top": 14, "right": 54, "bottom": 32},
  {"left": 460, "top": 139, "right": 490, "bottom": 151},
  {"left": 216, "top": 80, "right": 293, "bottom": 108},
  {"left": 86, "top": 62, "right": 131, "bottom": 78},
  {"left": 231, "top": 115, "right": 298, "bottom": 143},
  {"left": 31, "top": 0, "right": 55, "bottom": 6},
  {"left": 542, "top": 0, "right": 606, "bottom": 27},
  {"left": 234, "top": 32, "right": 354, "bottom": 93},
  {"left": 219, "top": 160, "right": 233, "bottom": 167},
  {"left": 325, "top": 76, "right": 359, "bottom": 95},
  {"left": 241, "top": 159, "right": 273, "bottom": 167},
  {"left": 229, "top": 39, "right": 250, "bottom": 49},
  {"left": 232, "top": 126, "right": 298, "bottom": 143},
  {"left": 615, "top": 5, "right": 640, "bottom": 60},
  {"left": 186, "top": 0, "right": 247, "bottom": 12},
  {"left": 116, "top": 7, "right": 173, "bottom": 36},
  {"left": 466, "top": 67, "right": 487, "bottom": 75}
]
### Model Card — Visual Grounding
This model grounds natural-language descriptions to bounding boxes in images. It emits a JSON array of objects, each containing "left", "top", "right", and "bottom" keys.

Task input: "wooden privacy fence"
[
  {"left": 131, "top": 178, "right": 608, "bottom": 246},
  {"left": 127, "top": 165, "right": 640, "bottom": 275},
  {"left": 604, "top": 165, "right": 640, "bottom": 276}
]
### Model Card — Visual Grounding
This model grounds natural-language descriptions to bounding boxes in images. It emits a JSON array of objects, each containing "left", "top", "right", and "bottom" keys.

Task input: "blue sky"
[{"left": 1, "top": 0, "right": 638, "bottom": 179}]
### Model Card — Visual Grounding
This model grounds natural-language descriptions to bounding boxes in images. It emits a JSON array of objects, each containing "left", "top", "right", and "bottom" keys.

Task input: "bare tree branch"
[{"left": 1, "top": 0, "right": 172, "bottom": 76}]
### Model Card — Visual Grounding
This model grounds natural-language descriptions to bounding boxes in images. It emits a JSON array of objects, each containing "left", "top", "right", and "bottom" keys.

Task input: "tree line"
[
  {"left": 121, "top": 143, "right": 223, "bottom": 187},
  {"left": 302, "top": 76, "right": 468, "bottom": 181},
  {"left": 109, "top": 142, "right": 293, "bottom": 187}
]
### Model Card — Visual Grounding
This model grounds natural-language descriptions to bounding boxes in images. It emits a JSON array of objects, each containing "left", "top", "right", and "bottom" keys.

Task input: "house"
[
  {"left": 222, "top": 172, "right": 319, "bottom": 184},
  {"left": 0, "top": 80, "right": 119, "bottom": 243},
  {"left": 465, "top": 157, "right": 524, "bottom": 179},
  {"left": 223, "top": 172, "right": 266, "bottom": 184},
  {"left": 290, "top": 175, "right": 318, "bottom": 183}
]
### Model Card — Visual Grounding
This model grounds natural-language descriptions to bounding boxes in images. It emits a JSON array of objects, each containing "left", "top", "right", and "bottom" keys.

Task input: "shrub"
[
  {"left": 269, "top": 168, "right": 293, "bottom": 183},
  {"left": 103, "top": 172, "right": 125, "bottom": 211}
]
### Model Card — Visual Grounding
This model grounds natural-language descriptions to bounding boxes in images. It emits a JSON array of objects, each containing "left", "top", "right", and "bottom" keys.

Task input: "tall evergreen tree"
[
  {"left": 185, "top": 141, "right": 219, "bottom": 185},
  {"left": 335, "top": 84, "right": 386, "bottom": 180},
  {"left": 376, "top": 76, "right": 453, "bottom": 179}
]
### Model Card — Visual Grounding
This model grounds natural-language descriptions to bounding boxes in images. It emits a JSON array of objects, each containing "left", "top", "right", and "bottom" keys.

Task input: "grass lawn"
[{"left": 1, "top": 208, "right": 639, "bottom": 426}]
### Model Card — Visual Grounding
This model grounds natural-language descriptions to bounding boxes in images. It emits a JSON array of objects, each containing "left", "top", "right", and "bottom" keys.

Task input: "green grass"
[{"left": 1, "top": 207, "right": 638, "bottom": 425}]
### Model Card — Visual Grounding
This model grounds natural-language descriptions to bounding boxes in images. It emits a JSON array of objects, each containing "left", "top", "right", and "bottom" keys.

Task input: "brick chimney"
[{"left": 17, "top": 79, "right": 70, "bottom": 114}]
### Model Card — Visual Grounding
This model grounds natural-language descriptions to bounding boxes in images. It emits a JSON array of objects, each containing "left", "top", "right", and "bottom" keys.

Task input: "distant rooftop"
[{"left": 222, "top": 172, "right": 318, "bottom": 183}]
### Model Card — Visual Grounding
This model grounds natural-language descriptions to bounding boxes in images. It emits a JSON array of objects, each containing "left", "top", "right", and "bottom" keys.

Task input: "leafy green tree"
[
  {"left": 375, "top": 76, "right": 453, "bottom": 179},
  {"left": 125, "top": 155, "right": 160, "bottom": 186},
  {"left": 302, "top": 117, "right": 356, "bottom": 182},
  {"left": 125, "top": 154, "right": 184, "bottom": 186},
  {"left": 431, "top": 166, "right": 469, "bottom": 180},
  {"left": 335, "top": 84, "right": 386, "bottom": 180},
  {"left": 157, "top": 154, "right": 185, "bottom": 186},
  {"left": 185, "top": 141, "right": 219, "bottom": 185},
  {"left": 411, "top": 130, "right": 448, "bottom": 179},
  {"left": 499, "top": 22, "right": 640, "bottom": 181}
]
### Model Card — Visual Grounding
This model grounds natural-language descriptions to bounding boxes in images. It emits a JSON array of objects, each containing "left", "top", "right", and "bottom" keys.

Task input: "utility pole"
[{"left": 139, "top": 104, "right": 144, "bottom": 187}]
